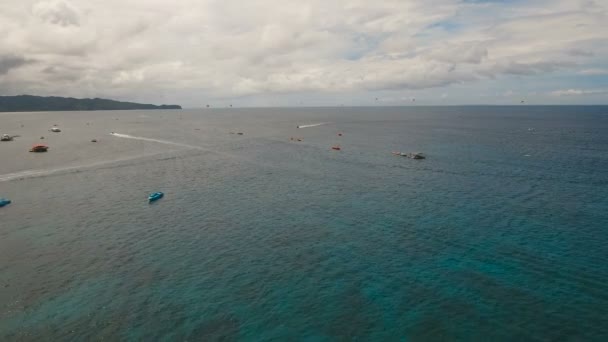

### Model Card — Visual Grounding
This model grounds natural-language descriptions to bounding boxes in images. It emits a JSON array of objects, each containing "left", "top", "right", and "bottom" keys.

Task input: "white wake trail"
[
  {"left": 0, "top": 154, "right": 160, "bottom": 182},
  {"left": 109, "top": 133, "right": 203, "bottom": 150},
  {"left": 297, "top": 122, "right": 330, "bottom": 128}
]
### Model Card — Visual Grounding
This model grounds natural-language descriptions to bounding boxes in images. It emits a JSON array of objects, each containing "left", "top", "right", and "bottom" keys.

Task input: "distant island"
[{"left": 0, "top": 95, "right": 181, "bottom": 112}]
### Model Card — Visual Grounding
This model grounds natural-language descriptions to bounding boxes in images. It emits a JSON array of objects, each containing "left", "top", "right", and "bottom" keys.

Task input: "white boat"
[
  {"left": 1, "top": 134, "right": 13, "bottom": 141},
  {"left": 50, "top": 127, "right": 61, "bottom": 132}
]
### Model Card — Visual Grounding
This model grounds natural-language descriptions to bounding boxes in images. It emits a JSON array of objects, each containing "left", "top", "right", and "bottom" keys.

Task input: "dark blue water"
[{"left": 1, "top": 106, "right": 608, "bottom": 340}]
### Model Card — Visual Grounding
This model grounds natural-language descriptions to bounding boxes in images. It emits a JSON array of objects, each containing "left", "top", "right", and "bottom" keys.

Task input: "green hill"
[{"left": 0, "top": 95, "right": 181, "bottom": 112}]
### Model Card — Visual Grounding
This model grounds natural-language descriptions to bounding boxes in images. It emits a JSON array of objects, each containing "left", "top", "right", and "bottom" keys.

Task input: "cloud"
[
  {"left": 32, "top": 0, "right": 80, "bottom": 27},
  {"left": 489, "top": 60, "right": 575, "bottom": 76},
  {"left": 550, "top": 88, "right": 608, "bottom": 96},
  {"left": 578, "top": 68, "right": 608, "bottom": 75},
  {"left": 568, "top": 48, "right": 594, "bottom": 57},
  {"left": 0, "top": 0, "right": 607, "bottom": 105},
  {"left": 0, "top": 55, "right": 33, "bottom": 75}
]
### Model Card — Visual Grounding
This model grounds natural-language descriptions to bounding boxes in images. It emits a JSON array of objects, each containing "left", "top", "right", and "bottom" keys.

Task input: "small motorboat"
[
  {"left": 408, "top": 152, "right": 425, "bottom": 159},
  {"left": 1, "top": 134, "right": 13, "bottom": 141},
  {"left": 0, "top": 198, "right": 11, "bottom": 207},
  {"left": 50, "top": 127, "right": 61, "bottom": 132},
  {"left": 331, "top": 145, "right": 341, "bottom": 151},
  {"left": 393, "top": 152, "right": 425, "bottom": 159},
  {"left": 30, "top": 144, "right": 49, "bottom": 152},
  {"left": 91, "top": 139, "right": 97, "bottom": 142},
  {"left": 148, "top": 192, "right": 164, "bottom": 202}
]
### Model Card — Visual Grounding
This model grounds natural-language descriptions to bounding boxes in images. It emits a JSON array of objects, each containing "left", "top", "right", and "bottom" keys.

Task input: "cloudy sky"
[{"left": 1, "top": 0, "right": 607, "bottom": 107}]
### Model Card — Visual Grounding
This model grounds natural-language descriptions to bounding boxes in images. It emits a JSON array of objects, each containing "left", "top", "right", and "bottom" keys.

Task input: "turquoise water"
[{"left": 1, "top": 106, "right": 607, "bottom": 340}]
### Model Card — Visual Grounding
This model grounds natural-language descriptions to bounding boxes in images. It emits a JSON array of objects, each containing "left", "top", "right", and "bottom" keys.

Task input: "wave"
[{"left": 297, "top": 122, "right": 330, "bottom": 128}]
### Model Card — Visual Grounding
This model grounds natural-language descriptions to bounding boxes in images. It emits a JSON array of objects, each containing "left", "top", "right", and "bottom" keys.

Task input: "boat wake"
[
  {"left": 110, "top": 133, "right": 203, "bottom": 150},
  {"left": 0, "top": 154, "right": 161, "bottom": 182},
  {"left": 297, "top": 122, "right": 330, "bottom": 128}
]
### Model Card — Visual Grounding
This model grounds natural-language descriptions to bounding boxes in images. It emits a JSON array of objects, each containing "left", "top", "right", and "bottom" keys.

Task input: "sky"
[{"left": 0, "top": 0, "right": 607, "bottom": 107}]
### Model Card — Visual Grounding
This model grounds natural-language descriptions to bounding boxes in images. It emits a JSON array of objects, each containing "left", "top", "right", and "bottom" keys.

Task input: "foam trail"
[
  {"left": 297, "top": 122, "right": 330, "bottom": 128},
  {"left": 110, "top": 133, "right": 202, "bottom": 150},
  {"left": 0, "top": 153, "right": 160, "bottom": 182}
]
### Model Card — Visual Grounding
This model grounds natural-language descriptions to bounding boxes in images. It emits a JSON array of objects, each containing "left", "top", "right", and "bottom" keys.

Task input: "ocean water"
[{"left": 1, "top": 106, "right": 607, "bottom": 341}]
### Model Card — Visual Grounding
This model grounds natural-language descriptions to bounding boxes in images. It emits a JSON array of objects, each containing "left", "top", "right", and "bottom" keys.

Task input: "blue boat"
[
  {"left": 0, "top": 198, "right": 11, "bottom": 207},
  {"left": 148, "top": 192, "right": 164, "bottom": 202}
]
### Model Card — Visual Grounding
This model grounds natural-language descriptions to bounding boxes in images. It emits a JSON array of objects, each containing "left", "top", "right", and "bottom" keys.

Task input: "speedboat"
[
  {"left": 1, "top": 134, "right": 13, "bottom": 141},
  {"left": 50, "top": 127, "right": 61, "bottom": 132},
  {"left": 332, "top": 145, "right": 341, "bottom": 150},
  {"left": 408, "top": 152, "right": 426, "bottom": 159},
  {"left": 30, "top": 144, "right": 49, "bottom": 152},
  {"left": 392, "top": 152, "right": 426, "bottom": 159},
  {"left": 0, "top": 198, "right": 11, "bottom": 207},
  {"left": 148, "top": 192, "right": 164, "bottom": 202}
]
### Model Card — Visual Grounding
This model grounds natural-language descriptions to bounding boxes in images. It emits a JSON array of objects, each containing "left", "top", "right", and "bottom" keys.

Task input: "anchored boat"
[
  {"left": 30, "top": 144, "right": 49, "bottom": 152},
  {"left": 148, "top": 192, "right": 164, "bottom": 202},
  {"left": 392, "top": 152, "right": 426, "bottom": 159}
]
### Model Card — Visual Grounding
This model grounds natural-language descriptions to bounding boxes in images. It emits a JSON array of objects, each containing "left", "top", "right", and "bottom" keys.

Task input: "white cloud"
[
  {"left": 32, "top": 0, "right": 80, "bottom": 27},
  {"left": 578, "top": 68, "right": 608, "bottom": 75},
  {"left": 0, "top": 0, "right": 607, "bottom": 105},
  {"left": 550, "top": 88, "right": 608, "bottom": 96}
]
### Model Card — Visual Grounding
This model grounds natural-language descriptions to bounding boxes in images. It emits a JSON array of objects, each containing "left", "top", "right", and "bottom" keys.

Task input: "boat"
[
  {"left": 392, "top": 152, "right": 426, "bottom": 159},
  {"left": 0, "top": 198, "right": 11, "bottom": 207},
  {"left": 406, "top": 152, "right": 424, "bottom": 159},
  {"left": 50, "top": 127, "right": 61, "bottom": 132},
  {"left": 91, "top": 139, "right": 97, "bottom": 142},
  {"left": 1, "top": 134, "right": 13, "bottom": 141},
  {"left": 332, "top": 145, "right": 341, "bottom": 150},
  {"left": 148, "top": 192, "right": 164, "bottom": 202},
  {"left": 408, "top": 153, "right": 425, "bottom": 159},
  {"left": 29, "top": 144, "right": 49, "bottom": 152}
]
